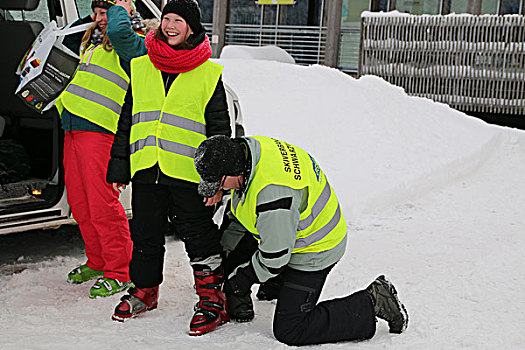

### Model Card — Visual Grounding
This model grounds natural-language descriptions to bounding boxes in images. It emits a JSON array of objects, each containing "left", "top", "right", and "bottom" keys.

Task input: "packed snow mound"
[
  {"left": 2, "top": 59, "right": 525, "bottom": 350},
  {"left": 220, "top": 45, "right": 296, "bottom": 64},
  {"left": 217, "top": 59, "right": 505, "bottom": 218}
]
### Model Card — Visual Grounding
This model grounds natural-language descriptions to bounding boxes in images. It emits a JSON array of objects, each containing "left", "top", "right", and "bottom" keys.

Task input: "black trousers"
[
  {"left": 273, "top": 265, "right": 376, "bottom": 346},
  {"left": 224, "top": 232, "right": 376, "bottom": 346},
  {"left": 129, "top": 181, "right": 221, "bottom": 288}
]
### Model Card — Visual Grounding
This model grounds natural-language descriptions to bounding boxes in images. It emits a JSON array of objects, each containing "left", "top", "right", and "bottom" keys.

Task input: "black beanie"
[
  {"left": 194, "top": 135, "right": 246, "bottom": 197},
  {"left": 162, "top": 0, "right": 204, "bottom": 35},
  {"left": 91, "top": 0, "right": 115, "bottom": 10}
]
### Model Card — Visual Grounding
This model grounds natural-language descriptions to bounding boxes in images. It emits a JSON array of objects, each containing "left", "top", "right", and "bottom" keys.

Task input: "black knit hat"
[
  {"left": 162, "top": 0, "right": 204, "bottom": 35},
  {"left": 194, "top": 135, "right": 246, "bottom": 197},
  {"left": 91, "top": 0, "right": 115, "bottom": 10}
]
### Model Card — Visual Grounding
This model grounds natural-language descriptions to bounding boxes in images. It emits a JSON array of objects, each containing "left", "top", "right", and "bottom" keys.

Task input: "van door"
[{"left": 0, "top": 0, "right": 69, "bottom": 234}]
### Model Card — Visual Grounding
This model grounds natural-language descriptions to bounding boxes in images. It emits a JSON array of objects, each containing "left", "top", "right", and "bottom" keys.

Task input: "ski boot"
[
  {"left": 89, "top": 277, "right": 133, "bottom": 299},
  {"left": 67, "top": 264, "right": 103, "bottom": 284},
  {"left": 189, "top": 266, "right": 229, "bottom": 336},
  {"left": 112, "top": 286, "right": 159, "bottom": 322}
]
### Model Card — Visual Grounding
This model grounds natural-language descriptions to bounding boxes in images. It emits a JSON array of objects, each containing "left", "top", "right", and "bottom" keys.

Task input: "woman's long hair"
[{"left": 80, "top": 22, "right": 113, "bottom": 53}]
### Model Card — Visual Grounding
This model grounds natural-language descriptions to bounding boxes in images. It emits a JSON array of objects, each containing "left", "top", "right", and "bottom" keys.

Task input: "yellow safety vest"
[
  {"left": 55, "top": 44, "right": 130, "bottom": 133},
  {"left": 232, "top": 136, "right": 347, "bottom": 254},
  {"left": 129, "top": 55, "right": 223, "bottom": 182}
]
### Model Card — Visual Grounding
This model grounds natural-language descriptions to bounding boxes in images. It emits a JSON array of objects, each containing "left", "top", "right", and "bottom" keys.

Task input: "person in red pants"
[
  {"left": 57, "top": 0, "right": 145, "bottom": 298},
  {"left": 63, "top": 131, "right": 132, "bottom": 298}
]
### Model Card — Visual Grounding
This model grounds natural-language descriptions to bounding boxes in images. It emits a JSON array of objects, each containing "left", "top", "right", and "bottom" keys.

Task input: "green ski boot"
[
  {"left": 90, "top": 277, "right": 133, "bottom": 299},
  {"left": 67, "top": 264, "right": 103, "bottom": 284}
]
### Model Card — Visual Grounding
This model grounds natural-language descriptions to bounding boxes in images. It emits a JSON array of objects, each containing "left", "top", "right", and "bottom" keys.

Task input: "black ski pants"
[
  {"left": 129, "top": 181, "right": 221, "bottom": 288},
  {"left": 273, "top": 265, "right": 376, "bottom": 346},
  {"left": 224, "top": 231, "right": 376, "bottom": 346}
]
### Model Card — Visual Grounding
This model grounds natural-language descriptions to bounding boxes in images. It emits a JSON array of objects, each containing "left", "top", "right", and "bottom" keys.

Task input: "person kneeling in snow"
[{"left": 194, "top": 135, "right": 409, "bottom": 346}]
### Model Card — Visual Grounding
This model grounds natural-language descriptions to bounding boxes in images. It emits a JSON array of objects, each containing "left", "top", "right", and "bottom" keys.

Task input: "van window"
[
  {"left": 76, "top": 0, "right": 93, "bottom": 18},
  {"left": 6, "top": 0, "right": 50, "bottom": 24},
  {"left": 75, "top": 0, "right": 158, "bottom": 20}
]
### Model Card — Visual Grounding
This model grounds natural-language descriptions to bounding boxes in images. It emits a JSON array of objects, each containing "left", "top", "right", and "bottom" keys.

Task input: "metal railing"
[
  {"left": 359, "top": 13, "right": 525, "bottom": 115},
  {"left": 223, "top": 24, "right": 327, "bottom": 66},
  {"left": 204, "top": 23, "right": 362, "bottom": 73}
]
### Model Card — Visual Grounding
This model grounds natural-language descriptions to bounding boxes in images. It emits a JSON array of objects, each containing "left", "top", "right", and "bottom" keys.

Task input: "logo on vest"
[
  {"left": 309, "top": 154, "right": 321, "bottom": 182},
  {"left": 273, "top": 138, "right": 302, "bottom": 180}
]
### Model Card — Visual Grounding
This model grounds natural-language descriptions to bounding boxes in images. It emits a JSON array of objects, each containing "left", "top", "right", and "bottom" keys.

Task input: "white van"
[{"left": 0, "top": 0, "right": 243, "bottom": 235}]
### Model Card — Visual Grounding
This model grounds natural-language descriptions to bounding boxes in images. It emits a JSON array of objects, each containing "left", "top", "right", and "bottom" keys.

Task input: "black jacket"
[{"left": 106, "top": 68, "right": 231, "bottom": 186}]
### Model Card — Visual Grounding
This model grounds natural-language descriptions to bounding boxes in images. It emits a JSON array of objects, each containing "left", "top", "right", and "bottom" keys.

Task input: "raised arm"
[{"left": 106, "top": 0, "right": 147, "bottom": 63}]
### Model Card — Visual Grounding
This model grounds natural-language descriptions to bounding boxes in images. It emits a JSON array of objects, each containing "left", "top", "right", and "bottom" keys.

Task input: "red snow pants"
[{"left": 64, "top": 131, "right": 132, "bottom": 282}]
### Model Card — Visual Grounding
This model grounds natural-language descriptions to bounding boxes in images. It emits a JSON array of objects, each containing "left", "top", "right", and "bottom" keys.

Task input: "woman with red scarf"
[{"left": 106, "top": 0, "right": 231, "bottom": 336}]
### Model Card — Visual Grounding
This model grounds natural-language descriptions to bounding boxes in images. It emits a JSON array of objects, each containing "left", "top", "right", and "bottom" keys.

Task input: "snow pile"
[
  {"left": 220, "top": 60, "right": 503, "bottom": 217},
  {"left": 220, "top": 45, "right": 296, "bottom": 64},
  {"left": 1, "top": 59, "right": 524, "bottom": 349}
]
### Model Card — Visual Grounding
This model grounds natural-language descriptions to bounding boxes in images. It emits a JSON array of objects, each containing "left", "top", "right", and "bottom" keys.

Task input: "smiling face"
[
  {"left": 93, "top": 7, "right": 108, "bottom": 30},
  {"left": 161, "top": 13, "right": 193, "bottom": 47}
]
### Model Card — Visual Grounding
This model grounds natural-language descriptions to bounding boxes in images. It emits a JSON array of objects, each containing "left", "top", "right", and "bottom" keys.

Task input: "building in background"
[
  {"left": 189, "top": 0, "right": 523, "bottom": 127},
  {"left": 192, "top": 0, "right": 523, "bottom": 74}
]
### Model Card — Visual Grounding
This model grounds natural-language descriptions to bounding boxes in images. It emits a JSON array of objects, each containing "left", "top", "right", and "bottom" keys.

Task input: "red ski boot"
[
  {"left": 112, "top": 286, "right": 159, "bottom": 322},
  {"left": 189, "top": 267, "right": 229, "bottom": 336}
]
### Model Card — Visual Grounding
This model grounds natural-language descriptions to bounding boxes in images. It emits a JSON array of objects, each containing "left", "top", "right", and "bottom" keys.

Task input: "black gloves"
[{"left": 224, "top": 262, "right": 258, "bottom": 296}]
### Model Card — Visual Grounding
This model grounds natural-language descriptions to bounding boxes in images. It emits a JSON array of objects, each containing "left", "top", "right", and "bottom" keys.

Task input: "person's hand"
[
  {"left": 115, "top": 0, "right": 135, "bottom": 16},
  {"left": 204, "top": 190, "right": 223, "bottom": 206},
  {"left": 113, "top": 182, "right": 126, "bottom": 193}
]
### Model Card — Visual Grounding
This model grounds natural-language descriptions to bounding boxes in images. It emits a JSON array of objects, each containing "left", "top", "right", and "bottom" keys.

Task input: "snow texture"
[
  {"left": 220, "top": 45, "right": 296, "bottom": 64},
  {"left": 1, "top": 59, "right": 524, "bottom": 349}
]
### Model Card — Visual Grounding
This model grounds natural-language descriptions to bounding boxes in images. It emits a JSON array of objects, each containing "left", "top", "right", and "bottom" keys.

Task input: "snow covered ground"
[{"left": 1, "top": 58, "right": 524, "bottom": 349}]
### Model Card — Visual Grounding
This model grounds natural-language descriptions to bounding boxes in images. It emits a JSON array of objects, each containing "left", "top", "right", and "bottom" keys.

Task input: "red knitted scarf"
[{"left": 145, "top": 30, "right": 212, "bottom": 73}]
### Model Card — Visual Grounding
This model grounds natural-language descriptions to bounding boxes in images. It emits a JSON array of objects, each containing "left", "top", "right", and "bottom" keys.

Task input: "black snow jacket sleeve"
[
  {"left": 204, "top": 78, "right": 232, "bottom": 138},
  {"left": 106, "top": 83, "right": 133, "bottom": 185}
]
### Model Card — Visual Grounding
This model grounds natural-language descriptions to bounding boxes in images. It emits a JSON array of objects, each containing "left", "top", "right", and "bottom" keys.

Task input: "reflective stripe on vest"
[
  {"left": 77, "top": 63, "right": 129, "bottom": 90},
  {"left": 232, "top": 136, "right": 347, "bottom": 254},
  {"left": 129, "top": 55, "right": 223, "bottom": 182},
  {"left": 55, "top": 45, "right": 130, "bottom": 133}
]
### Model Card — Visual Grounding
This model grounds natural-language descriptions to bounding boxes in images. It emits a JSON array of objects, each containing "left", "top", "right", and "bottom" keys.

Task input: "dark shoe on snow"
[
  {"left": 256, "top": 277, "right": 281, "bottom": 301},
  {"left": 366, "top": 275, "right": 408, "bottom": 333},
  {"left": 227, "top": 291, "right": 254, "bottom": 322},
  {"left": 112, "top": 286, "right": 159, "bottom": 322}
]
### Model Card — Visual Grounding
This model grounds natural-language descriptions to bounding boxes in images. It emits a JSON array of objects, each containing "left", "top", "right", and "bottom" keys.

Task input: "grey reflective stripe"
[
  {"left": 158, "top": 139, "right": 196, "bottom": 158},
  {"left": 130, "top": 135, "right": 157, "bottom": 154},
  {"left": 66, "top": 84, "right": 122, "bottom": 115},
  {"left": 132, "top": 111, "right": 161, "bottom": 125},
  {"left": 297, "top": 182, "right": 331, "bottom": 231},
  {"left": 78, "top": 63, "right": 129, "bottom": 91},
  {"left": 294, "top": 204, "right": 342, "bottom": 249},
  {"left": 160, "top": 113, "right": 206, "bottom": 136}
]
